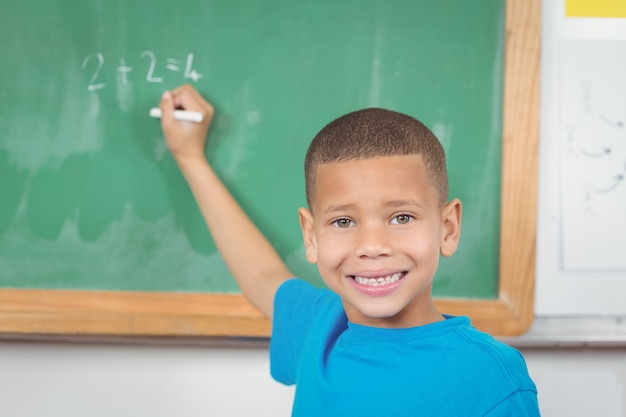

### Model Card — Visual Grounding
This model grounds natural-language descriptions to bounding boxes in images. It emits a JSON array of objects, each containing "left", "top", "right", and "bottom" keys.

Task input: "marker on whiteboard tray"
[{"left": 149, "top": 107, "right": 204, "bottom": 123}]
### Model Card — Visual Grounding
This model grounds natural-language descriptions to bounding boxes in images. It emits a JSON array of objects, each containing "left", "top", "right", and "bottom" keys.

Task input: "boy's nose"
[{"left": 355, "top": 223, "right": 392, "bottom": 259}]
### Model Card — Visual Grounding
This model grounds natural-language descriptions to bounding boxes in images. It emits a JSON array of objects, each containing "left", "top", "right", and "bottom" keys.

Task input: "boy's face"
[{"left": 299, "top": 155, "right": 461, "bottom": 328}]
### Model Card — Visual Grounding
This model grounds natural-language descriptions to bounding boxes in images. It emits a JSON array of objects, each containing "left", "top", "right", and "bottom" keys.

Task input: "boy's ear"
[
  {"left": 298, "top": 207, "right": 318, "bottom": 264},
  {"left": 440, "top": 198, "right": 462, "bottom": 257}
]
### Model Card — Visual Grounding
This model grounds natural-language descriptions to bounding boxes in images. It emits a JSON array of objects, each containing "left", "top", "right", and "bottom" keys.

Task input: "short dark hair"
[{"left": 304, "top": 108, "right": 448, "bottom": 209}]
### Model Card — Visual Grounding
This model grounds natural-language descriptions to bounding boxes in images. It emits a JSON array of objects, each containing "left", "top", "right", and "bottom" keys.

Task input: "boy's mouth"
[{"left": 350, "top": 272, "right": 406, "bottom": 287}]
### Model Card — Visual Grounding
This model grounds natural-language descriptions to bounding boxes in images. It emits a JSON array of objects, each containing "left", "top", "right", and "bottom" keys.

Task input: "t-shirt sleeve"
[{"left": 269, "top": 278, "right": 338, "bottom": 385}]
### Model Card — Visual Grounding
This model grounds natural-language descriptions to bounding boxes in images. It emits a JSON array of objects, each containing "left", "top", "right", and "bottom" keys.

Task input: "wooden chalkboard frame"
[{"left": 0, "top": 0, "right": 540, "bottom": 338}]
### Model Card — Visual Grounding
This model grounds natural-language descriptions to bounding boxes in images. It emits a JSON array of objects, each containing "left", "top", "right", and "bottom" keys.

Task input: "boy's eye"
[
  {"left": 332, "top": 218, "right": 355, "bottom": 228},
  {"left": 391, "top": 214, "right": 413, "bottom": 225}
]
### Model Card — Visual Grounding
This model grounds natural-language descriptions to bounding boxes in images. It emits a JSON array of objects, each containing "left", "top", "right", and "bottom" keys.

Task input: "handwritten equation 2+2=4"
[{"left": 81, "top": 51, "right": 203, "bottom": 91}]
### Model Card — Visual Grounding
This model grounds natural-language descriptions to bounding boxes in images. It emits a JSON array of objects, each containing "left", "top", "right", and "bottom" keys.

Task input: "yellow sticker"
[{"left": 566, "top": 0, "right": 626, "bottom": 17}]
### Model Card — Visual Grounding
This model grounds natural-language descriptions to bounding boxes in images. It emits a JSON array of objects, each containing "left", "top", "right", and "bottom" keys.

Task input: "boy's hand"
[{"left": 159, "top": 84, "right": 215, "bottom": 163}]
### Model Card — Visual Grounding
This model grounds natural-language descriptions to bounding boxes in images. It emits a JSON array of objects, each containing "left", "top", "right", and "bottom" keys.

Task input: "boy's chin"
[{"left": 343, "top": 302, "right": 409, "bottom": 327}]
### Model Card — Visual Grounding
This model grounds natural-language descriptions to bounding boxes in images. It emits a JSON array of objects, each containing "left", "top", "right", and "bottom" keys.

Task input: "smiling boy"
[{"left": 159, "top": 85, "right": 540, "bottom": 416}]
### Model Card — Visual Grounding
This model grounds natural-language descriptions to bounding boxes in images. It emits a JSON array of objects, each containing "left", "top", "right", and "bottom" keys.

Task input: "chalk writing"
[
  {"left": 81, "top": 52, "right": 106, "bottom": 91},
  {"left": 81, "top": 51, "right": 203, "bottom": 91}
]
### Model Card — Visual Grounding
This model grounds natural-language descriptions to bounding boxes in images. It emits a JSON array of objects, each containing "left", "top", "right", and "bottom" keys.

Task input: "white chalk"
[{"left": 149, "top": 107, "right": 203, "bottom": 123}]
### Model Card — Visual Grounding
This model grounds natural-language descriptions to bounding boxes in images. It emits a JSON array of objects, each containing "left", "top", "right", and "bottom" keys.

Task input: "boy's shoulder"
[{"left": 443, "top": 317, "right": 535, "bottom": 389}]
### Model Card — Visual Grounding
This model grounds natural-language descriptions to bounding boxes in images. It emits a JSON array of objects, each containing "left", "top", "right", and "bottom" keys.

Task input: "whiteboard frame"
[
  {"left": 535, "top": 0, "right": 626, "bottom": 317},
  {"left": 0, "top": 0, "right": 540, "bottom": 339}
]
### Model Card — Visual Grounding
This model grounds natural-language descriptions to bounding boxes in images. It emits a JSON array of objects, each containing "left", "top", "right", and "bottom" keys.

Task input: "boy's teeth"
[{"left": 354, "top": 273, "right": 402, "bottom": 286}]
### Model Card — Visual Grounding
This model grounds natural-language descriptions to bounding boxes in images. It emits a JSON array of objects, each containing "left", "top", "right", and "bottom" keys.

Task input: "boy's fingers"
[
  {"left": 159, "top": 85, "right": 215, "bottom": 135},
  {"left": 170, "top": 85, "right": 197, "bottom": 110},
  {"left": 159, "top": 90, "right": 176, "bottom": 125},
  {"left": 170, "top": 85, "right": 215, "bottom": 121}
]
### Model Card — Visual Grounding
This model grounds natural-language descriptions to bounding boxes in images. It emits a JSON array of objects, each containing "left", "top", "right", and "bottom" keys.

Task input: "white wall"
[
  {"left": 0, "top": 340, "right": 294, "bottom": 417},
  {"left": 526, "top": 348, "right": 626, "bottom": 417},
  {"left": 0, "top": 340, "right": 625, "bottom": 417}
]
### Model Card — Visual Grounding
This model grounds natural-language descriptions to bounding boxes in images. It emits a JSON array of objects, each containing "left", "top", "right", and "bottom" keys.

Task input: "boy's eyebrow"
[
  {"left": 322, "top": 204, "right": 356, "bottom": 215},
  {"left": 384, "top": 199, "right": 423, "bottom": 208},
  {"left": 322, "top": 199, "right": 424, "bottom": 215}
]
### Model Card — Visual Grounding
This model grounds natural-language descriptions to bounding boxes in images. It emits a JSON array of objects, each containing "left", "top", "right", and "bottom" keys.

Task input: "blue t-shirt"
[{"left": 270, "top": 279, "right": 540, "bottom": 416}]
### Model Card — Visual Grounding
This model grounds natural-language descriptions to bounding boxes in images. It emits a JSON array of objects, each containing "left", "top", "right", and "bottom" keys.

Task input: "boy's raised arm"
[{"left": 158, "top": 84, "right": 293, "bottom": 320}]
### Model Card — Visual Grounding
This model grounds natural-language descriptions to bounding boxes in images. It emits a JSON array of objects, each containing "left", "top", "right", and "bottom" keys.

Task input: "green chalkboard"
[{"left": 0, "top": 0, "right": 504, "bottom": 299}]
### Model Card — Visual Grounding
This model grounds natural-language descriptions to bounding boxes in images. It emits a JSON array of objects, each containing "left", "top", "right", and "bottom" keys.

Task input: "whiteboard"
[
  {"left": 559, "top": 39, "right": 626, "bottom": 270},
  {"left": 536, "top": 0, "right": 626, "bottom": 316}
]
